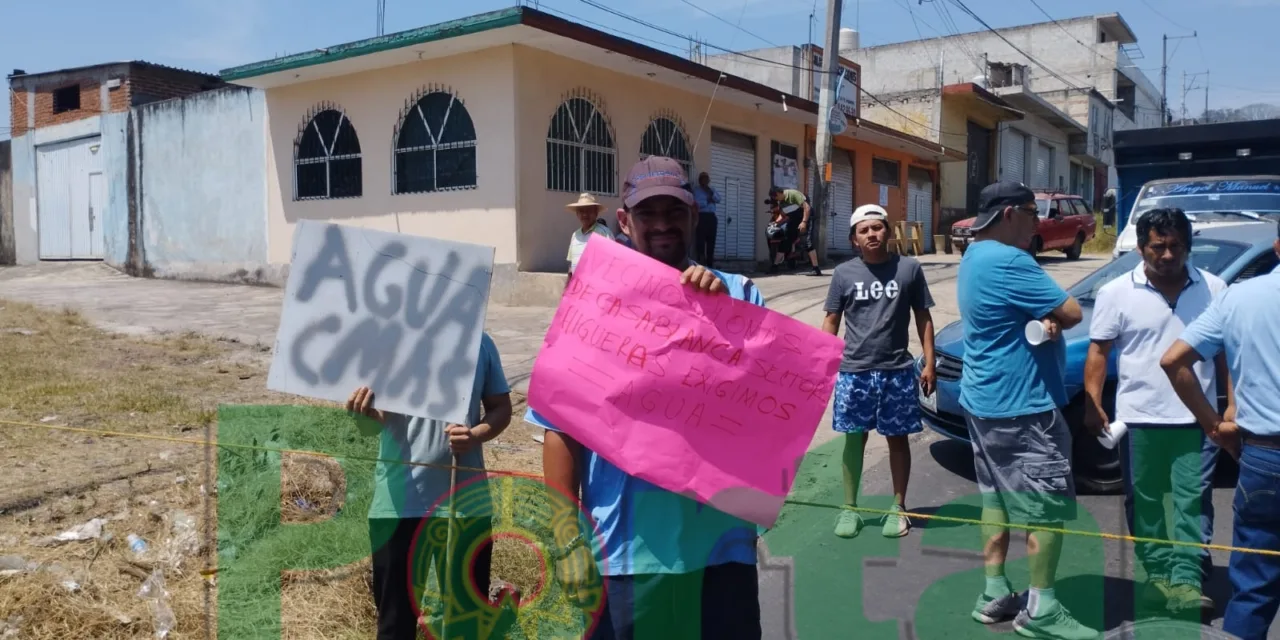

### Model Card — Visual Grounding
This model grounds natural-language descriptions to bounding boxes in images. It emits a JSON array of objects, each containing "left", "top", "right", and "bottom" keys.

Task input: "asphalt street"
[{"left": 755, "top": 254, "right": 1273, "bottom": 640}]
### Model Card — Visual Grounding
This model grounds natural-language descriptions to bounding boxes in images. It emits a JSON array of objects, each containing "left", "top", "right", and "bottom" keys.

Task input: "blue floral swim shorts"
[{"left": 832, "top": 367, "right": 923, "bottom": 437}]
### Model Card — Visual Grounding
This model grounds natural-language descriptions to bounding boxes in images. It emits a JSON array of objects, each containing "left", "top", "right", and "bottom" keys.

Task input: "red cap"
[{"left": 622, "top": 156, "right": 695, "bottom": 209}]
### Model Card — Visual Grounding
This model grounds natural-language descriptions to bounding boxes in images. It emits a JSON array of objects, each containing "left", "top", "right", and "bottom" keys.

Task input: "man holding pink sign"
[{"left": 525, "top": 157, "right": 842, "bottom": 640}]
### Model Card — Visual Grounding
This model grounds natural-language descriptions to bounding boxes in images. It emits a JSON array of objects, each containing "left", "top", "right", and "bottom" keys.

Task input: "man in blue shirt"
[
  {"left": 956, "top": 181, "right": 1095, "bottom": 640},
  {"left": 530, "top": 156, "right": 764, "bottom": 640},
  {"left": 693, "top": 171, "right": 721, "bottom": 268},
  {"left": 1162, "top": 220, "right": 1280, "bottom": 640}
]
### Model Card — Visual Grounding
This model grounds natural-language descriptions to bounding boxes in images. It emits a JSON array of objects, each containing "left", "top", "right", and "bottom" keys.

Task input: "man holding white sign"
[{"left": 528, "top": 156, "right": 766, "bottom": 640}]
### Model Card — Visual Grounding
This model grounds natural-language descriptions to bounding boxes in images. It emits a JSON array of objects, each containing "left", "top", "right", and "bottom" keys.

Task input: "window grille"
[
  {"left": 546, "top": 90, "right": 617, "bottom": 195},
  {"left": 640, "top": 112, "right": 693, "bottom": 178},
  {"left": 393, "top": 86, "right": 477, "bottom": 194},
  {"left": 295, "top": 103, "right": 363, "bottom": 200}
]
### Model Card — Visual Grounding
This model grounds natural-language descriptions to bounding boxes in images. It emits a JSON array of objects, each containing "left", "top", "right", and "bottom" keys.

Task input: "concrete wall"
[
  {"left": 263, "top": 45, "right": 519, "bottom": 270},
  {"left": 706, "top": 47, "right": 804, "bottom": 97},
  {"left": 136, "top": 86, "right": 271, "bottom": 282},
  {"left": 0, "top": 140, "right": 11, "bottom": 265},
  {"left": 512, "top": 45, "right": 808, "bottom": 271},
  {"left": 843, "top": 16, "right": 1161, "bottom": 133}
]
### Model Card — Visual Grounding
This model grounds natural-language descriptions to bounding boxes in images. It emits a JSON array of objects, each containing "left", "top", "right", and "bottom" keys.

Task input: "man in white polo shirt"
[{"left": 1084, "top": 208, "right": 1232, "bottom": 617}]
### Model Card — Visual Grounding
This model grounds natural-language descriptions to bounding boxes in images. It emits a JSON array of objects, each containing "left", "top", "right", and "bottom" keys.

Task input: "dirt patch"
[{"left": 0, "top": 300, "right": 554, "bottom": 639}]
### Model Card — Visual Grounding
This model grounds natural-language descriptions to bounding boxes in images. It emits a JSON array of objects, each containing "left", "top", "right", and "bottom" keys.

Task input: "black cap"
[{"left": 971, "top": 181, "right": 1036, "bottom": 231}]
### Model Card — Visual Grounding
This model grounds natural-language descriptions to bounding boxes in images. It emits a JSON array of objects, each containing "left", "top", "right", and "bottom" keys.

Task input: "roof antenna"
[{"left": 376, "top": 0, "right": 387, "bottom": 36}]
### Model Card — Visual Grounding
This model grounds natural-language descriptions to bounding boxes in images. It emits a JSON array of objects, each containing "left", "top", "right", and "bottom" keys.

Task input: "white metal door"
[
  {"left": 36, "top": 136, "right": 103, "bottom": 260},
  {"left": 88, "top": 172, "right": 106, "bottom": 259},
  {"left": 811, "top": 150, "right": 855, "bottom": 254},
  {"left": 710, "top": 128, "right": 757, "bottom": 261},
  {"left": 907, "top": 167, "right": 935, "bottom": 253},
  {"left": 1034, "top": 142, "right": 1052, "bottom": 189},
  {"left": 1001, "top": 128, "right": 1026, "bottom": 184}
]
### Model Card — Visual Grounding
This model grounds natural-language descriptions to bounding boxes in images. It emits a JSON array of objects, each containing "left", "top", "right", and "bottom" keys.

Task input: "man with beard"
[
  {"left": 1085, "top": 208, "right": 1227, "bottom": 616},
  {"left": 525, "top": 156, "right": 765, "bottom": 640}
]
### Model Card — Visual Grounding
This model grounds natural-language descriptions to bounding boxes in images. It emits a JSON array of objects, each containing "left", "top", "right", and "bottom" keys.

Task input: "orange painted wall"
[{"left": 802, "top": 127, "right": 941, "bottom": 248}]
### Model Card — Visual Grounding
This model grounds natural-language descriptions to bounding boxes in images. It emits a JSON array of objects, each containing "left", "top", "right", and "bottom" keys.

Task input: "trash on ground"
[
  {"left": 137, "top": 569, "right": 175, "bottom": 638},
  {"left": 42, "top": 518, "right": 108, "bottom": 545}
]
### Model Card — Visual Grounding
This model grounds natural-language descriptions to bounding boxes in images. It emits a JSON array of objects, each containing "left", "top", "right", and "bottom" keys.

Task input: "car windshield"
[
  {"left": 1068, "top": 239, "right": 1248, "bottom": 305},
  {"left": 1132, "top": 179, "right": 1280, "bottom": 224}
]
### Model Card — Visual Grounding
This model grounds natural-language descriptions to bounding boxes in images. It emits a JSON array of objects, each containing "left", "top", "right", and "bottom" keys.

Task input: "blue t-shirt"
[
  {"left": 1180, "top": 272, "right": 1280, "bottom": 436},
  {"left": 527, "top": 267, "right": 766, "bottom": 576},
  {"left": 957, "top": 241, "right": 1070, "bottom": 419}
]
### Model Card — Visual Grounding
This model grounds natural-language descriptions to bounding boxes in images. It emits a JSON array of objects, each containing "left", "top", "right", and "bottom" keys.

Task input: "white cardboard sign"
[{"left": 267, "top": 220, "right": 495, "bottom": 424}]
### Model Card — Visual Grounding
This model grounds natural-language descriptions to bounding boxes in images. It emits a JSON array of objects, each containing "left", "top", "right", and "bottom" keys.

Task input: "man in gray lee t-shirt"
[{"left": 822, "top": 205, "right": 936, "bottom": 540}]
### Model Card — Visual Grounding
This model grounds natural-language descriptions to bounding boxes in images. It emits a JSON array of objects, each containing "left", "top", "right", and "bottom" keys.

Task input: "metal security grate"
[
  {"left": 546, "top": 90, "right": 617, "bottom": 196},
  {"left": 639, "top": 112, "right": 693, "bottom": 178},
  {"left": 935, "top": 353, "right": 964, "bottom": 381},
  {"left": 393, "top": 86, "right": 478, "bottom": 194},
  {"left": 294, "top": 103, "right": 363, "bottom": 200}
]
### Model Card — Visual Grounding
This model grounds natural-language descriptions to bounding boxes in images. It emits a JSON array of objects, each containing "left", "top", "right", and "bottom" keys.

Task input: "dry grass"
[
  {"left": 1084, "top": 213, "right": 1119, "bottom": 255},
  {"left": 0, "top": 299, "right": 554, "bottom": 639}
]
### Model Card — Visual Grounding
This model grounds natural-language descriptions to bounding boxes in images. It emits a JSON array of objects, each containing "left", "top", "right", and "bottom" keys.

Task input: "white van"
[{"left": 1114, "top": 176, "right": 1280, "bottom": 259}]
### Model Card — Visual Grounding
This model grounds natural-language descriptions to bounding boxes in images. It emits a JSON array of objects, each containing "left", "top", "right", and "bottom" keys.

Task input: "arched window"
[
  {"left": 295, "top": 104, "right": 362, "bottom": 200},
  {"left": 640, "top": 113, "right": 693, "bottom": 178},
  {"left": 393, "top": 87, "right": 477, "bottom": 194},
  {"left": 546, "top": 91, "right": 617, "bottom": 195}
]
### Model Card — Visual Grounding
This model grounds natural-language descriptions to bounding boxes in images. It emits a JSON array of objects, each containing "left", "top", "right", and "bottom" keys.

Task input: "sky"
[{"left": 3, "top": 0, "right": 1280, "bottom": 140}]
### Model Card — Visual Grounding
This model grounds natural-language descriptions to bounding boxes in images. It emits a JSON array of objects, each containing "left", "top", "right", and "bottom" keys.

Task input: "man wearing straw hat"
[
  {"left": 345, "top": 334, "right": 513, "bottom": 640},
  {"left": 566, "top": 192, "right": 615, "bottom": 279}
]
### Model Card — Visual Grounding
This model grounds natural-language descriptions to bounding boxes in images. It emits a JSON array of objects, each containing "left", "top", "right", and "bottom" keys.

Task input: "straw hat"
[{"left": 566, "top": 193, "right": 603, "bottom": 212}]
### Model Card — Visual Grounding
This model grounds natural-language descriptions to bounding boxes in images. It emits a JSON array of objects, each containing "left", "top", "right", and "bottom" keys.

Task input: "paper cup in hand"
[
  {"left": 1098, "top": 421, "right": 1128, "bottom": 450},
  {"left": 1025, "top": 320, "right": 1049, "bottom": 346}
]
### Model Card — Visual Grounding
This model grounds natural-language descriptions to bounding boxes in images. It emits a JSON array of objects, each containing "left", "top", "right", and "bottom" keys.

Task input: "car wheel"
[
  {"left": 1027, "top": 236, "right": 1043, "bottom": 257},
  {"left": 1063, "top": 393, "right": 1124, "bottom": 495},
  {"left": 1065, "top": 234, "right": 1084, "bottom": 260}
]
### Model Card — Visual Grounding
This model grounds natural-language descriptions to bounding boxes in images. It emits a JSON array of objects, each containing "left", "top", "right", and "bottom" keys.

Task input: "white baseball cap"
[{"left": 849, "top": 204, "right": 888, "bottom": 233}]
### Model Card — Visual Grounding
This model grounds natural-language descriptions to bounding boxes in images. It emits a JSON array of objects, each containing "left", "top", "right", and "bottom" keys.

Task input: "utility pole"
[
  {"left": 1161, "top": 31, "right": 1198, "bottom": 127},
  {"left": 1161, "top": 35, "right": 1167, "bottom": 126},
  {"left": 812, "top": 0, "right": 843, "bottom": 265},
  {"left": 1205, "top": 70, "right": 1210, "bottom": 123}
]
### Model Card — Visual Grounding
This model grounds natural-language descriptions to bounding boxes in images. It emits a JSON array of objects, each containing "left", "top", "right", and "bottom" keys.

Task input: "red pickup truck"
[{"left": 950, "top": 190, "right": 1097, "bottom": 259}]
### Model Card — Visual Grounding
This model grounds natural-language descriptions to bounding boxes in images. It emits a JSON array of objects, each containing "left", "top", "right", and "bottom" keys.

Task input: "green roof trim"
[{"left": 219, "top": 7, "right": 525, "bottom": 81}]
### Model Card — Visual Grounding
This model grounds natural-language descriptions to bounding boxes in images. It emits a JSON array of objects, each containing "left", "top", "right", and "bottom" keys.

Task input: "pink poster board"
[{"left": 528, "top": 236, "right": 844, "bottom": 528}]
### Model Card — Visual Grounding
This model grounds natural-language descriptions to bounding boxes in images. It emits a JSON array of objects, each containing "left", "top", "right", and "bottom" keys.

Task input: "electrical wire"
[
  {"left": 569, "top": 0, "right": 967, "bottom": 138},
  {"left": 1024, "top": 0, "right": 1117, "bottom": 67},
  {"left": 941, "top": 0, "right": 1089, "bottom": 91}
]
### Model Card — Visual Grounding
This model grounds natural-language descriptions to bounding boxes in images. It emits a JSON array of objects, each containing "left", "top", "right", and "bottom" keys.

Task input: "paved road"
[{"left": 18, "top": 255, "right": 1258, "bottom": 640}]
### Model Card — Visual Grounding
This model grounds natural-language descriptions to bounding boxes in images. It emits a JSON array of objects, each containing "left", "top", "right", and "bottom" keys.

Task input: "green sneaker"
[
  {"left": 834, "top": 510, "right": 864, "bottom": 538},
  {"left": 1166, "top": 583, "right": 1214, "bottom": 614},
  {"left": 1013, "top": 602, "right": 1099, "bottom": 640},
  {"left": 882, "top": 505, "right": 911, "bottom": 538},
  {"left": 1139, "top": 577, "right": 1172, "bottom": 613}
]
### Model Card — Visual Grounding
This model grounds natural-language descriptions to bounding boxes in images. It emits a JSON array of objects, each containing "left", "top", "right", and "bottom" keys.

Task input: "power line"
[
  {"left": 1024, "top": 0, "right": 1116, "bottom": 67},
  {"left": 1138, "top": 0, "right": 1193, "bottom": 33},
  {"left": 940, "top": 0, "right": 1088, "bottom": 92},
  {"left": 569, "top": 0, "right": 968, "bottom": 138},
  {"left": 677, "top": 0, "right": 777, "bottom": 48}
]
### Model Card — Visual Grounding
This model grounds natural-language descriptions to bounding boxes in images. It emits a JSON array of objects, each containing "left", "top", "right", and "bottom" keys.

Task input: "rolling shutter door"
[
  {"left": 1034, "top": 142, "right": 1052, "bottom": 188},
  {"left": 1001, "top": 129, "right": 1025, "bottom": 184},
  {"left": 809, "top": 149, "right": 855, "bottom": 254},
  {"left": 710, "top": 128, "right": 757, "bottom": 261}
]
